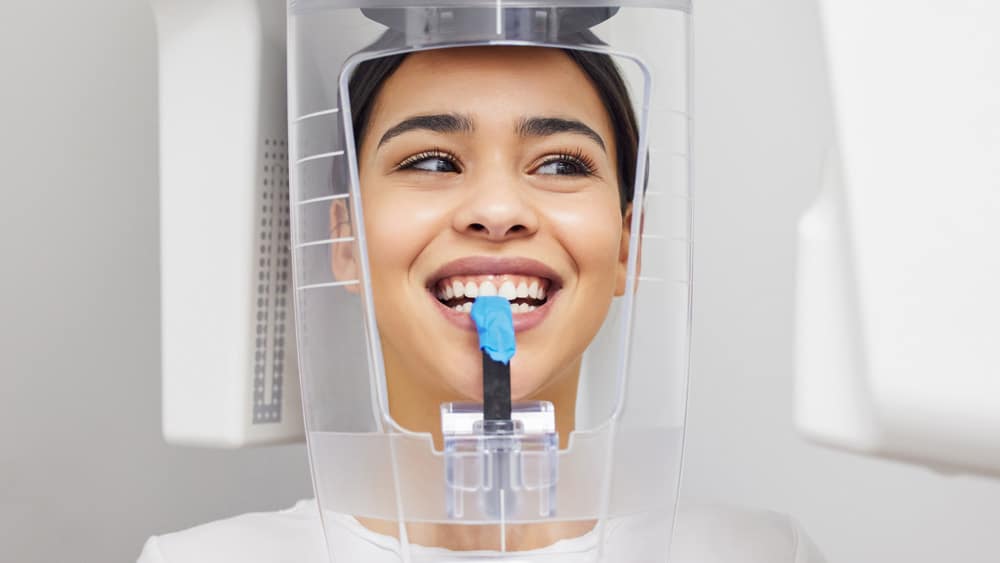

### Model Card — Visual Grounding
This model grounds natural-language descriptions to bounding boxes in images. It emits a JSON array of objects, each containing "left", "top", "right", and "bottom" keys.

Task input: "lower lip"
[{"left": 430, "top": 291, "right": 558, "bottom": 333}]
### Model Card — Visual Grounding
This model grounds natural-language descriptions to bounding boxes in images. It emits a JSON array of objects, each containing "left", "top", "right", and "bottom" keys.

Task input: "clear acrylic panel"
[{"left": 288, "top": 1, "right": 690, "bottom": 560}]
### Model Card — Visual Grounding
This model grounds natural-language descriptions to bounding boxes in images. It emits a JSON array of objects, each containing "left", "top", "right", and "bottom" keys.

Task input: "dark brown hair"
[{"left": 348, "top": 47, "right": 639, "bottom": 212}]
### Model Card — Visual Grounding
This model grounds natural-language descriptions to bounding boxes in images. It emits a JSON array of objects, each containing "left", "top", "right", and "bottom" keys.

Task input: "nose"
[{"left": 452, "top": 176, "right": 539, "bottom": 242}]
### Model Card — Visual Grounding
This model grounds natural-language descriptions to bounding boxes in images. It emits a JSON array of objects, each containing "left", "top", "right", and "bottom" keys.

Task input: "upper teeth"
[{"left": 435, "top": 275, "right": 550, "bottom": 303}]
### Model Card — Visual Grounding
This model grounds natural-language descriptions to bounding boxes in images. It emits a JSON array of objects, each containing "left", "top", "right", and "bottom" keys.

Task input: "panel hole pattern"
[{"left": 253, "top": 138, "right": 291, "bottom": 424}]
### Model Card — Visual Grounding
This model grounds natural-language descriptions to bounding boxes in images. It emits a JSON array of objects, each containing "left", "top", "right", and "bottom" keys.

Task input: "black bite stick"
[
  {"left": 482, "top": 350, "right": 512, "bottom": 422},
  {"left": 469, "top": 296, "right": 519, "bottom": 520}
]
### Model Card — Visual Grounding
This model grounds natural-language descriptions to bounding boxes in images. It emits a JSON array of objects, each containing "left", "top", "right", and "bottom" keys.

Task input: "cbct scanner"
[{"left": 150, "top": 0, "right": 1000, "bottom": 537}]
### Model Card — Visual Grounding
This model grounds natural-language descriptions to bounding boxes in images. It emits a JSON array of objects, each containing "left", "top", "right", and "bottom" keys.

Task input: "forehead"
[{"left": 367, "top": 46, "right": 613, "bottom": 135}]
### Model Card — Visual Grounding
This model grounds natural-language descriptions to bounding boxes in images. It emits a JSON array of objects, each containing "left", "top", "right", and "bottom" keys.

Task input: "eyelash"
[
  {"left": 537, "top": 148, "right": 598, "bottom": 177},
  {"left": 392, "top": 147, "right": 597, "bottom": 176},
  {"left": 394, "top": 149, "right": 461, "bottom": 172}
]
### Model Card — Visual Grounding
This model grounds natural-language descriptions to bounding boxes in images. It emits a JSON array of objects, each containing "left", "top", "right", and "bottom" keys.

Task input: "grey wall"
[
  {"left": 2, "top": 1, "right": 1000, "bottom": 562},
  {"left": 0, "top": 2, "right": 312, "bottom": 562},
  {"left": 683, "top": 1, "right": 1000, "bottom": 563}
]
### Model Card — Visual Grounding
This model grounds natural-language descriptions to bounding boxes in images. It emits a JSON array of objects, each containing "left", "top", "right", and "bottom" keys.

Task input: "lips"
[{"left": 426, "top": 256, "right": 562, "bottom": 330}]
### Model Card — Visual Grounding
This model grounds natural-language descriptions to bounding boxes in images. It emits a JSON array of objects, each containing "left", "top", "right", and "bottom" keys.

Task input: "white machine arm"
[
  {"left": 151, "top": 0, "right": 302, "bottom": 446},
  {"left": 797, "top": 0, "right": 1000, "bottom": 476}
]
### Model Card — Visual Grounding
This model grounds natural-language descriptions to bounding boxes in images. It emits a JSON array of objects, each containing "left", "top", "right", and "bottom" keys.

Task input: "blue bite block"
[{"left": 470, "top": 296, "right": 516, "bottom": 364}]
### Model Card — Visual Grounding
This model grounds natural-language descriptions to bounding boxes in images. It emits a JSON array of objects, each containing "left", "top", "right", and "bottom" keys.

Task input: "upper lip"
[{"left": 426, "top": 256, "right": 563, "bottom": 289}]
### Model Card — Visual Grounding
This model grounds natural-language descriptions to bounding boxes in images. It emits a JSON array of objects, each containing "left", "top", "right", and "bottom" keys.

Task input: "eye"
[
  {"left": 396, "top": 150, "right": 460, "bottom": 173},
  {"left": 533, "top": 151, "right": 597, "bottom": 177}
]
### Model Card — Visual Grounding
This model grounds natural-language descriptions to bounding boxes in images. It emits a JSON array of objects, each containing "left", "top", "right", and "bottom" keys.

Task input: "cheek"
[
  {"left": 546, "top": 197, "right": 624, "bottom": 275},
  {"left": 361, "top": 191, "right": 451, "bottom": 280}
]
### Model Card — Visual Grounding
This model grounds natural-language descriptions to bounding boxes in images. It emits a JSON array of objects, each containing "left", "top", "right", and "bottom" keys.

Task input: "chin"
[
  {"left": 510, "top": 362, "right": 563, "bottom": 402},
  {"left": 442, "top": 360, "right": 549, "bottom": 404},
  {"left": 439, "top": 350, "right": 488, "bottom": 401}
]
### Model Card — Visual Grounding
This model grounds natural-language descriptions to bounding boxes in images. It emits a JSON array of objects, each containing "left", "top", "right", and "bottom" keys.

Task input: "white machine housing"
[
  {"left": 152, "top": 0, "right": 304, "bottom": 446},
  {"left": 796, "top": 0, "right": 1000, "bottom": 476}
]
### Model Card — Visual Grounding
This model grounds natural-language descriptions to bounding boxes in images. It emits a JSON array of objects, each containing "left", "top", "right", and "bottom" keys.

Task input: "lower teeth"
[{"left": 449, "top": 302, "right": 538, "bottom": 313}]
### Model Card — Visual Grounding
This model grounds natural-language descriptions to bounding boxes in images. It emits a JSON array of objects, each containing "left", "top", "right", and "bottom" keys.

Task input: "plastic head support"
[{"left": 288, "top": 0, "right": 692, "bottom": 560}]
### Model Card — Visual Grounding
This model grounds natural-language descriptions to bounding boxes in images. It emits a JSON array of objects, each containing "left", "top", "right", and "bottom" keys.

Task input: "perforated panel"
[{"left": 253, "top": 138, "right": 291, "bottom": 424}]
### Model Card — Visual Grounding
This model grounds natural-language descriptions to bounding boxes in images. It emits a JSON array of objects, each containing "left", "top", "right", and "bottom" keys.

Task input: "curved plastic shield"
[{"left": 288, "top": 1, "right": 691, "bottom": 560}]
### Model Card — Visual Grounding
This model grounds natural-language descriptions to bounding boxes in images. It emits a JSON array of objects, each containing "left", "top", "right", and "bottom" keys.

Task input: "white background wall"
[
  {"left": 684, "top": 2, "right": 1000, "bottom": 562},
  {"left": 0, "top": 2, "right": 312, "bottom": 562},
  {"left": 1, "top": 1, "right": 999, "bottom": 562}
]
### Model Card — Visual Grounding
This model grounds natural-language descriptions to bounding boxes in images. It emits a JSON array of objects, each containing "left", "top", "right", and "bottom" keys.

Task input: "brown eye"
[
  {"left": 411, "top": 157, "right": 458, "bottom": 172},
  {"left": 536, "top": 159, "right": 587, "bottom": 176},
  {"left": 396, "top": 150, "right": 460, "bottom": 173},
  {"left": 534, "top": 151, "right": 596, "bottom": 177}
]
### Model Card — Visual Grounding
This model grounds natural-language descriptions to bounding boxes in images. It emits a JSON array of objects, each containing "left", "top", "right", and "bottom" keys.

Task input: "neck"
[
  {"left": 524, "top": 354, "right": 581, "bottom": 449},
  {"left": 357, "top": 517, "right": 596, "bottom": 552}
]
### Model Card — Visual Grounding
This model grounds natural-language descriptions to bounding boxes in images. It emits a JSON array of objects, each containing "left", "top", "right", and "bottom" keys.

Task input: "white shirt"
[{"left": 137, "top": 500, "right": 827, "bottom": 563}]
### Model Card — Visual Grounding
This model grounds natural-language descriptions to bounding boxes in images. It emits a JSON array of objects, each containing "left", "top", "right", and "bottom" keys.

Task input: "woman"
[
  {"left": 332, "top": 45, "right": 634, "bottom": 451},
  {"left": 138, "top": 44, "right": 826, "bottom": 563}
]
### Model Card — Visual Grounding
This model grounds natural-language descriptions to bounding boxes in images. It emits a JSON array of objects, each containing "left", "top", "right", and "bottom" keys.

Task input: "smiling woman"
[{"left": 331, "top": 46, "right": 637, "bottom": 449}]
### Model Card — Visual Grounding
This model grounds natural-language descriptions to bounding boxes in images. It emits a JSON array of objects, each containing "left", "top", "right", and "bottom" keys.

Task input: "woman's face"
[{"left": 345, "top": 47, "right": 630, "bottom": 407}]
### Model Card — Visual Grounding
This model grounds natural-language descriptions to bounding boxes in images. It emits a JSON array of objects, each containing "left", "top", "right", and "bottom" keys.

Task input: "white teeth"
[
  {"left": 465, "top": 282, "right": 478, "bottom": 299},
  {"left": 438, "top": 276, "right": 551, "bottom": 307},
  {"left": 463, "top": 302, "right": 472, "bottom": 313},
  {"left": 506, "top": 302, "right": 538, "bottom": 314},
  {"left": 528, "top": 281, "right": 539, "bottom": 299},
  {"left": 499, "top": 281, "right": 517, "bottom": 301},
  {"left": 479, "top": 281, "right": 497, "bottom": 297},
  {"left": 516, "top": 282, "right": 528, "bottom": 298}
]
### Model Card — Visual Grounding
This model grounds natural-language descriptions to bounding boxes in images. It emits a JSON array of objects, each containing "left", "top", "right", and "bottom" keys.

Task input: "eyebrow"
[
  {"left": 516, "top": 117, "right": 606, "bottom": 153},
  {"left": 377, "top": 113, "right": 474, "bottom": 148}
]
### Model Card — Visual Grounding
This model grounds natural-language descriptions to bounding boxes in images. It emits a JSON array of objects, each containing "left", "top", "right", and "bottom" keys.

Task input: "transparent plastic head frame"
[{"left": 289, "top": 1, "right": 691, "bottom": 560}]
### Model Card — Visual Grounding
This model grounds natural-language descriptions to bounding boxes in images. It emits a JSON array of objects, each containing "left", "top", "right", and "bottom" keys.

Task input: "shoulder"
[
  {"left": 670, "top": 502, "right": 827, "bottom": 563},
  {"left": 137, "top": 500, "right": 327, "bottom": 563},
  {"left": 137, "top": 500, "right": 825, "bottom": 563}
]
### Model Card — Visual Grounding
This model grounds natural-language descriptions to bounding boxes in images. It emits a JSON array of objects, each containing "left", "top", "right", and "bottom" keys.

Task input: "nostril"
[{"left": 464, "top": 222, "right": 530, "bottom": 237}]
